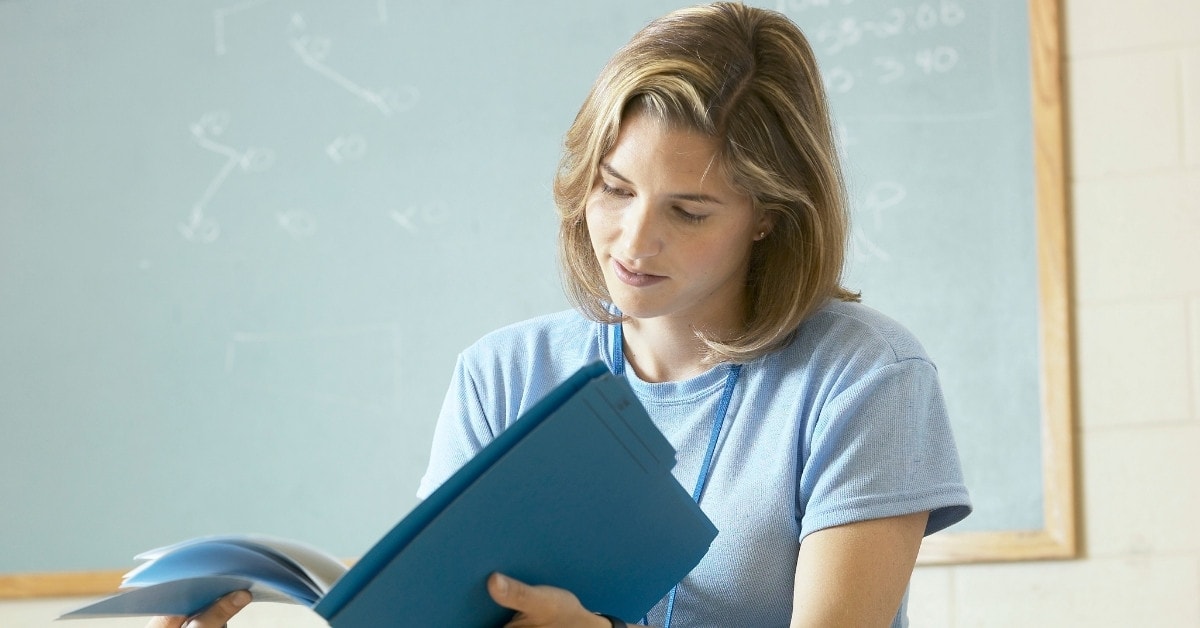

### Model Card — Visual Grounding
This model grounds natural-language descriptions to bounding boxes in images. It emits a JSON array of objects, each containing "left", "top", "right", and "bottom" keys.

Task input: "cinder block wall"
[{"left": 908, "top": 0, "right": 1200, "bottom": 625}]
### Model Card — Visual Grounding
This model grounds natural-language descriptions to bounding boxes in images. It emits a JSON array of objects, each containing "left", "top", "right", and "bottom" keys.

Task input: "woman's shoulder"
[
  {"left": 456, "top": 309, "right": 607, "bottom": 403},
  {"left": 474, "top": 309, "right": 593, "bottom": 343},
  {"left": 777, "top": 299, "right": 934, "bottom": 370},
  {"left": 463, "top": 309, "right": 601, "bottom": 362}
]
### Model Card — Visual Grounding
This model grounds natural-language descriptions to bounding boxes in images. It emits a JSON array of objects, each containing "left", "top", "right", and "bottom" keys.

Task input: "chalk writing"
[
  {"left": 180, "top": 111, "right": 275, "bottom": 243},
  {"left": 777, "top": 0, "right": 977, "bottom": 108},
  {"left": 850, "top": 180, "right": 907, "bottom": 263},
  {"left": 825, "top": 66, "right": 855, "bottom": 94},
  {"left": 913, "top": 46, "right": 958, "bottom": 74},
  {"left": 824, "top": 45, "right": 962, "bottom": 94},
  {"left": 276, "top": 209, "right": 318, "bottom": 240},
  {"left": 775, "top": 0, "right": 856, "bottom": 11},
  {"left": 851, "top": 229, "right": 890, "bottom": 263},
  {"left": 326, "top": 133, "right": 367, "bottom": 163},
  {"left": 812, "top": 0, "right": 966, "bottom": 55},
  {"left": 389, "top": 203, "right": 448, "bottom": 234},
  {"left": 289, "top": 13, "right": 420, "bottom": 116},
  {"left": 833, "top": 122, "right": 857, "bottom": 154},
  {"left": 862, "top": 181, "right": 906, "bottom": 229},
  {"left": 831, "top": 44, "right": 959, "bottom": 90}
]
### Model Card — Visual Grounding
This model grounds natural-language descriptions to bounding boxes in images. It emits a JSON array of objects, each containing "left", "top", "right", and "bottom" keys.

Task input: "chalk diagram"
[
  {"left": 834, "top": 123, "right": 905, "bottom": 264},
  {"left": 180, "top": 110, "right": 275, "bottom": 244},
  {"left": 275, "top": 208, "right": 317, "bottom": 240},
  {"left": 389, "top": 202, "right": 449, "bottom": 234},
  {"left": 213, "top": 0, "right": 395, "bottom": 56},
  {"left": 184, "top": 1, "right": 421, "bottom": 244},
  {"left": 791, "top": 2, "right": 975, "bottom": 263},
  {"left": 325, "top": 133, "right": 367, "bottom": 163},
  {"left": 288, "top": 13, "right": 420, "bottom": 118},
  {"left": 850, "top": 180, "right": 907, "bottom": 263}
]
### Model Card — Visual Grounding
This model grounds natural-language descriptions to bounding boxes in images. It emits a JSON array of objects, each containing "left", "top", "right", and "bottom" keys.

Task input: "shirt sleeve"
[
  {"left": 797, "top": 357, "right": 972, "bottom": 541},
  {"left": 416, "top": 352, "right": 497, "bottom": 499}
]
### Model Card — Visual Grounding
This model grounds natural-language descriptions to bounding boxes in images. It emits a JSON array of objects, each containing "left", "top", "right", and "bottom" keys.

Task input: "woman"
[{"left": 157, "top": 3, "right": 969, "bottom": 627}]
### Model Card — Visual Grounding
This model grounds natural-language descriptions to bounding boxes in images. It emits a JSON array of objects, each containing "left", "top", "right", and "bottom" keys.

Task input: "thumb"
[
  {"left": 182, "top": 590, "right": 251, "bottom": 628},
  {"left": 487, "top": 572, "right": 530, "bottom": 610},
  {"left": 487, "top": 574, "right": 606, "bottom": 627}
]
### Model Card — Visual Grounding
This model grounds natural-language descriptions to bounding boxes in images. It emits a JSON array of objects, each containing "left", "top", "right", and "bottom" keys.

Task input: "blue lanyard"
[{"left": 611, "top": 324, "right": 741, "bottom": 628}]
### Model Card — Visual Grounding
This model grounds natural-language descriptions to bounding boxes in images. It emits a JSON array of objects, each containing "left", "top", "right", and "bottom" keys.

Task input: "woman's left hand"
[{"left": 487, "top": 573, "right": 611, "bottom": 628}]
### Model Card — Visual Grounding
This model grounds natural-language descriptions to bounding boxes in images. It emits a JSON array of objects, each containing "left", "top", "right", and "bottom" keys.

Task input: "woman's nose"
[{"left": 620, "top": 202, "right": 662, "bottom": 260}]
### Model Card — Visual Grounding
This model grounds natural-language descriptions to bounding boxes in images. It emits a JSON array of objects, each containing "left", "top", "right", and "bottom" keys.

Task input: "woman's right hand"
[{"left": 144, "top": 590, "right": 250, "bottom": 628}]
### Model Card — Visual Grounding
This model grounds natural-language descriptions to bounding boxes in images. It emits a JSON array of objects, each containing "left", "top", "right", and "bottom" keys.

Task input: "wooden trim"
[
  {"left": 0, "top": 570, "right": 122, "bottom": 599},
  {"left": 918, "top": 0, "right": 1077, "bottom": 565},
  {"left": 1030, "top": 0, "right": 1079, "bottom": 564}
]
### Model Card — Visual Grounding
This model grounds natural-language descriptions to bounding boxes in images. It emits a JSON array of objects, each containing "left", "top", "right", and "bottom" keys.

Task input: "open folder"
[{"left": 62, "top": 361, "right": 719, "bottom": 626}]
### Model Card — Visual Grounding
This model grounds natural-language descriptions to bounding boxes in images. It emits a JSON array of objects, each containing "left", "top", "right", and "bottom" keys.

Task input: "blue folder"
[{"left": 62, "top": 362, "right": 718, "bottom": 626}]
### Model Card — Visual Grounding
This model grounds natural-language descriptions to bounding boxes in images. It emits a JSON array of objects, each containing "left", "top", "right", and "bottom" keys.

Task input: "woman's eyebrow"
[
  {"left": 600, "top": 162, "right": 634, "bottom": 184},
  {"left": 599, "top": 162, "right": 725, "bottom": 205}
]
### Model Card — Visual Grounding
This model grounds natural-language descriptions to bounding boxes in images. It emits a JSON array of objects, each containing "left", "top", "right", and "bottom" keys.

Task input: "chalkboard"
[{"left": 0, "top": 0, "right": 1074, "bottom": 595}]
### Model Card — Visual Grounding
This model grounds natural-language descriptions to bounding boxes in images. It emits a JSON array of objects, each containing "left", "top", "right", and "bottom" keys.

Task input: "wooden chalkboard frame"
[
  {"left": 916, "top": 0, "right": 1077, "bottom": 565},
  {"left": 0, "top": 0, "right": 1074, "bottom": 599}
]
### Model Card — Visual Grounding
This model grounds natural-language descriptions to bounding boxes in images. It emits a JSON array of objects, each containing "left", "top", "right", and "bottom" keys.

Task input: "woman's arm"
[
  {"left": 485, "top": 512, "right": 929, "bottom": 628},
  {"left": 790, "top": 511, "right": 929, "bottom": 628}
]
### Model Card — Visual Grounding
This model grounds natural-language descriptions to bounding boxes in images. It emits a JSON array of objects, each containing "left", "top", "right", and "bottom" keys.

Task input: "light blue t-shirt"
[{"left": 418, "top": 300, "right": 971, "bottom": 628}]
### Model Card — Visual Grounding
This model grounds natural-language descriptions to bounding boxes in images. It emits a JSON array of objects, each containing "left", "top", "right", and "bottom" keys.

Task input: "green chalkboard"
[{"left": 0, "top": 0, "right": 1074, "bottom": 591}]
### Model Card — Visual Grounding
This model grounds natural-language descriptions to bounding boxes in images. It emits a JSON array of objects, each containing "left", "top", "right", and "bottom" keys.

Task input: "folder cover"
[{"left": 62, "top": 361, "right": 718, "bottom": 626}]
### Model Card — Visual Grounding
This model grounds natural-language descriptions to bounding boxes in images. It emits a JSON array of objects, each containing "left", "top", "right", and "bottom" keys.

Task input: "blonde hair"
[{"left": 555, "top": 2, "right": 859, "bottom": 363}]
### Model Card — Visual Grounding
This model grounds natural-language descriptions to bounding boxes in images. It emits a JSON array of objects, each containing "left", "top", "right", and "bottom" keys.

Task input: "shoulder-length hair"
[{"left": 554, "top": 2, "right": 859, "bottom": 363}]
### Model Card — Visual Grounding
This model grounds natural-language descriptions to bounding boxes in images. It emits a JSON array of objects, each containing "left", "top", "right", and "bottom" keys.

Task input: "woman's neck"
[{"left": 621, "top": 316, "right": 731, "bottom": 383}]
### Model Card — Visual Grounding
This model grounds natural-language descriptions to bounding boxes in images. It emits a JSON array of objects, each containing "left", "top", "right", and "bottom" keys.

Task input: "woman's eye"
[
  {"left": 674, "top": 207, "right": 707, "bottom": 223},
  {"left": 600, "top": 183, "right": 633, "bottom": 198}
]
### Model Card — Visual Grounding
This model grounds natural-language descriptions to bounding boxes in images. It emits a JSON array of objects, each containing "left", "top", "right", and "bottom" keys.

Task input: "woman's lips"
[{"left": 612, "top": 259, "right": 666, "bottom": 287}]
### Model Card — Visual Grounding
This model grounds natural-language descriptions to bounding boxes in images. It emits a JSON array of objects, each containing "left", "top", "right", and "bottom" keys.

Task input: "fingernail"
[
  {"left": 230, "top": 590, "right": 251, "bottom": 608},
  {"left": 493, "top": 573, "right": 509, "bottom": 595}
]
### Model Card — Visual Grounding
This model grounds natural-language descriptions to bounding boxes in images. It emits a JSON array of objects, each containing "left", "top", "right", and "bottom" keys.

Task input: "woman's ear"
[{"left": 753, "top": 211, "right": 775, "bottom": 241}]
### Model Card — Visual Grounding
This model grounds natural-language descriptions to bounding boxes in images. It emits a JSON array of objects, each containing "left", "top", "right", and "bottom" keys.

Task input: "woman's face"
[{"left": 585, "top": 109, "right": 768, "bottom": 334}]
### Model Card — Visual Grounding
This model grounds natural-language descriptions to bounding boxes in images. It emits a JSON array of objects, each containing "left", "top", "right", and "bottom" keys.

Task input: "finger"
[
  {"left": 487, "top": 573, "right": 584, "bottom": 615},
  {"left": 489, "top": 572, "right": 559, "bottom": 614},
  {"left": 181, "top": 590, "right": 251, "bottom": 628},
  {"left": 487, "top": 572, "right": 526, "bottom": 610},
  {"left": 145, "top": 616, "right": 186, "bottom": 628},
  {"left": 488, "top": 574, "right": 611, "bottom": 628}
]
